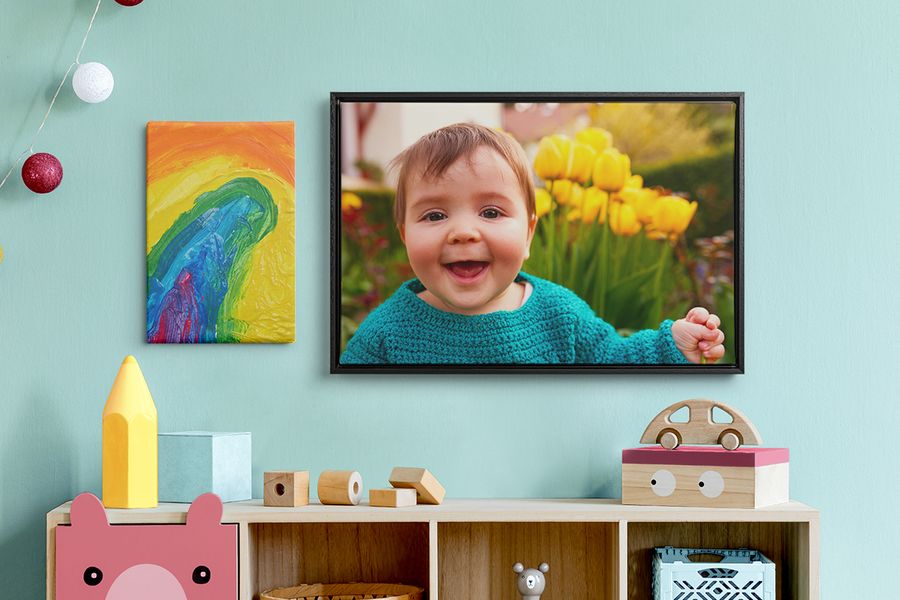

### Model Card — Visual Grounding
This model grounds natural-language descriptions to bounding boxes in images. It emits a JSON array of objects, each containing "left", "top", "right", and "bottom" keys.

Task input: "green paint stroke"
[{"left": 147, "top": 177, "right": 278, "bottom": 342}]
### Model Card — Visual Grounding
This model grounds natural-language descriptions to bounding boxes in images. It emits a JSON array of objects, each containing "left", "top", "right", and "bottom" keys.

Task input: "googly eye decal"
[
  {"left": 650, "top": 469, "right": 676, "bottom": 497},
  {"left": 698, "top": 470, "right": 725, "bottom": 498}
]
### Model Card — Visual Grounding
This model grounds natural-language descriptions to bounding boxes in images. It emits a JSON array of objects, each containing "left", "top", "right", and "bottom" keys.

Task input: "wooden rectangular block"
[
  {"left": 370, "top": 488, "right": 417, "bottom": 508},
  {"left": 621, "top": 446, "right": 789, "bottom": 509},
  {"left": 389, "top": 467, "right": 445, "bottom": 505},
  {"left": 264, "top": 471, "right": 309, "bottom": 507}
]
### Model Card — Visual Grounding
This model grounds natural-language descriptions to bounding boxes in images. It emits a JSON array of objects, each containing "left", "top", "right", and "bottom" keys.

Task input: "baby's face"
[{"left": 401, "top": 147, "right": 535, "bottom": 315}]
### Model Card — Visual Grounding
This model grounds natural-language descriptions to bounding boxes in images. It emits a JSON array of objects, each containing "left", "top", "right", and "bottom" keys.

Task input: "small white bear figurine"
[{"left": 513, "top": 562, "right": 549, "bottom": 599}]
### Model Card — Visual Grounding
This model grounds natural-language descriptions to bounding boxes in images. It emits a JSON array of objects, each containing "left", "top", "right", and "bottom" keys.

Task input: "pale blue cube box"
[{"left": 158, "top": 431, "right": 251, "bottom": 503}]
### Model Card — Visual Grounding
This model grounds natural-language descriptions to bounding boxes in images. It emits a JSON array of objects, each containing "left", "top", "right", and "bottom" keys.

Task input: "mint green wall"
[{"left": 1, "top": 0, "right": 897, "bottom": 596}]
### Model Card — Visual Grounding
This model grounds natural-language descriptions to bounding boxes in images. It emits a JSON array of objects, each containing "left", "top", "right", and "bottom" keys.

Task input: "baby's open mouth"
[{"left": 444, "top": 260, "right": 489, "bottom": 281}]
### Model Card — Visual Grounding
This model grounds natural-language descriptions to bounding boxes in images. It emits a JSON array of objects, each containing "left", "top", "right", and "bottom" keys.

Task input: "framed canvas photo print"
[{"left": 332, "top": 93, "right": 743, "bottom": 374}]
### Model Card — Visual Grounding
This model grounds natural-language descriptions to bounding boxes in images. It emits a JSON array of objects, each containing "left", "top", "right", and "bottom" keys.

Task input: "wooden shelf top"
[{"left": 47, "top": 497, "right": 819, "bottom": 525}]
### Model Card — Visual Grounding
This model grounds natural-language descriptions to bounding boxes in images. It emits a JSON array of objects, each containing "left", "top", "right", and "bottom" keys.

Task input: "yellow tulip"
[
  {"left": 534, "top": 135, "right": 571, "bottom": 180},
  {"left": 550, "top": 179, "right": 572, "bottom": 204},
  {"left": 592, "top": 149, "right": 632, "bottom": 192},
  {"left": 576, "top": 127, "right": 613, "bottom": 153},
  {"left": 624, "top": 174, "right": 643, "bottom": 189},
  {"left": 549, "top": 179, "right": 585, "bottom": 207},
  {"left": 535, "top": 188, "right": 553, "bottom": 218},
  {"left": 581, "top": 187, "right": 608, "bottom": 224},
  {"left": 565, "top": 142, "right": 597, "bottom": 184},
  {"left": 609, "top": 202, "right": 641, "bottom": 236},
  {"left": 619, "top": 187, "right": 660, "bottom": 225},
  {"left": 649, "top": 196, "right": 698, "bottom": 238},
  {"left": 341, "top": 191, "right": 362, "bottom": 213}
]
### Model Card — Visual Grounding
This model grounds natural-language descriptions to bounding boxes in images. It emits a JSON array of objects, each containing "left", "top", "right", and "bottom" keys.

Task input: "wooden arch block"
[{"left": 389, "top": 467, "right": 445, "bottom": 505}]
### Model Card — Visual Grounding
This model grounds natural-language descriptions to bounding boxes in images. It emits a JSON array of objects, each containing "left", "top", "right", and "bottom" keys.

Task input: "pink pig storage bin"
[
  {"left": 652, "top": 546, "right": 775, "bottom": 600},
  {"left": 55, "top": 493, "right": 237, "bottom": 600}
]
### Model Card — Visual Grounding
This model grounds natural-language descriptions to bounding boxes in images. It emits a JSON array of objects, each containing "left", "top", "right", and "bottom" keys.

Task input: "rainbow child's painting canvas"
[{"left": 146, "top": 122, "right": 295, "bottom": 343}]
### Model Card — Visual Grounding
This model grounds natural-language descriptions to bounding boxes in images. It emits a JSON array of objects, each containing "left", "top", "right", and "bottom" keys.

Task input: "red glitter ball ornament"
[
  {"left": 114, "top": 0, "right": 143, "bottom": 5},
  {"left": 21, "top": 153, "right": 63, "bottom": 194}
]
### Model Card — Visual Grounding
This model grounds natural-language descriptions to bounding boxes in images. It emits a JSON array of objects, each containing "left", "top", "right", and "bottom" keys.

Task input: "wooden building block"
[
  {"left": 621, "top": 446, "right": 789, "bottom": 509},
  {"left": 264, "top": 471, "right": 309, "bottom": 507},
  {"left": 317, "top": 470, "right": 363, "bottom": 505},
  {"left": 389, "top": 467, "right": 445, "bottom": 505},
  {"left": 370, "top": 488, "right": 417, "bottom": 508}
]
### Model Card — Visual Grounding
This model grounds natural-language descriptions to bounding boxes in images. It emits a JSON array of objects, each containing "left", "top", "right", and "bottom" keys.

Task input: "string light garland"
[
  {"left": 0, "top": 0, "right": 140, "bottom": 263},
  {"left": 0, "top": 0, "right": 140, "bottom": 196}
]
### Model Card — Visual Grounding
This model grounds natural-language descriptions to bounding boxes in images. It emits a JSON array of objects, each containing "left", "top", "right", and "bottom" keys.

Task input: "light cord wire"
[{"left": 0, "top": 0, "right": 103, "bottom": 191}]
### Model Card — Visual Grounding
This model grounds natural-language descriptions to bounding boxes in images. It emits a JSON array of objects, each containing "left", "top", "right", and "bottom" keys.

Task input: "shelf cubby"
[
  {"left": 438, "top": 521, "right": 618, "bottom": 600},
  {"left": 626, "top": 521, "right": 813, "bottom": 600},
  {"left": 248, "top": 522, "right": 430, "bottom": 598}
]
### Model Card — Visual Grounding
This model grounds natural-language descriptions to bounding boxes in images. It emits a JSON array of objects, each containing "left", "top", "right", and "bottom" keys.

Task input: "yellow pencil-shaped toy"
[{"left": 102, "top": 355, "right": 158, "bottom": 508}]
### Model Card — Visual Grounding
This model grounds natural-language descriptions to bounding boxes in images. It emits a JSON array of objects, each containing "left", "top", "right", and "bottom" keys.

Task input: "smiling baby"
[{"left": 340, "top": 123, "right": 724, "bottom": 365}]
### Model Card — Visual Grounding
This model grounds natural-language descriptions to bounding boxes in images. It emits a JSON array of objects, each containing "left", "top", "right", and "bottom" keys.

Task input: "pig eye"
[
  {"left": 192, "top": 565, "right": 211, "bottom": 584},
  {"left": 83, "top": 566, "right": 103, "bottom": 586}
]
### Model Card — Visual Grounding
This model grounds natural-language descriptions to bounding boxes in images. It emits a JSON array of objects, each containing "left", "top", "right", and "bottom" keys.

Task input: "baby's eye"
[
  {"left": 424, "top": 212, "right": 446, "bottom": 222},
  {"left": 480, "top": 208, "right": 502, "bottom": 219}
]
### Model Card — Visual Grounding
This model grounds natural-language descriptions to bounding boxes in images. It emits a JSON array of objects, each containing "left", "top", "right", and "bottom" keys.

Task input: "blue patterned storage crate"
[{"left": 653, "top": 546, "right": 775, "bottom": 600}]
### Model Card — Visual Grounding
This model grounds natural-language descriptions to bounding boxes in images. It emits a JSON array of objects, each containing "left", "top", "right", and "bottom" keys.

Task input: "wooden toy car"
[{"left": 639, "top": 399, "right": 762, "bottom": 450}]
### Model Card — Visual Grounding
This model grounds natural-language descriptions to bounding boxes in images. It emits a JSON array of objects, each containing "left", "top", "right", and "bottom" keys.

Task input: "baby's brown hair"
[{"left": 390, "top": 123, "right": 536, "bottom": 225}]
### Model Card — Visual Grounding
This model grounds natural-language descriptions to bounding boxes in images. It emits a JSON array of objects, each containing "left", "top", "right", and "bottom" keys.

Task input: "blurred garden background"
[{"left": 339, "top": 101, "right": 737, "bottom": 364}]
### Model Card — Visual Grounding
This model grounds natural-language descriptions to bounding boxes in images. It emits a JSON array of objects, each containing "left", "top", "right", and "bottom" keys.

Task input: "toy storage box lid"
[
  {"left": 623, "top": 446, "right": 789, "bottom": 467},
  {"left": 654, "top": 546, "right": 773, "bottom": 565}
]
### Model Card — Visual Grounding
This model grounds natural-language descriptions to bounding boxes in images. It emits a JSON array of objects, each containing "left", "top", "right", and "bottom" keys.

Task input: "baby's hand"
[{"left": 671, "top": 307, "right": 725, "bottom": 364}]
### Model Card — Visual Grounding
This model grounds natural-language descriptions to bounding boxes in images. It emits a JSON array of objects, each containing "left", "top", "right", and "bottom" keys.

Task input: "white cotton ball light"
[{"left": 72, "top": 62, "right": 114, "bottom": 103}]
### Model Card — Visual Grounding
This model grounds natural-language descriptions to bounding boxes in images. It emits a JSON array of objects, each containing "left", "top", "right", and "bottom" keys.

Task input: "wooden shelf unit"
[{"left": 47, "top": 498, "right": 819, "bottom": 600}]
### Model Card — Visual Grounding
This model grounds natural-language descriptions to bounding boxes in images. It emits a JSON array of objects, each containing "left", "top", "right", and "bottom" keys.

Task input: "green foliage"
[
  {"left": 639, "top": 147, "right": 735, "bottom": 240},
  {"left": 525, "top": 215, "right": 681, "bottom": 330},
  {"left": 353, "top": 160, "right": 385, "bottom": 184},
  {"left": 339, "top": 188, "right": 412, "bottom": 353}
]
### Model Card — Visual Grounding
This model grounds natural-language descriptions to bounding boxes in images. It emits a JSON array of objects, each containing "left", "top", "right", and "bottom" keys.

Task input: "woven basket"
[{"left": 260, "top": 583, "right": 424, "bottom": 600}]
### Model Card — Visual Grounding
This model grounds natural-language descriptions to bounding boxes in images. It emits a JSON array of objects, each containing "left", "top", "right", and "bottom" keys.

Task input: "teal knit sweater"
[{"left": 340, "top": 273, "right": 688, "bottom": 365}]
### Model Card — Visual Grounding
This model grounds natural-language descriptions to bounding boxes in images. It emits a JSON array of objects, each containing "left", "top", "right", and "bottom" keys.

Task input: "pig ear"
[
  {"left": 513, "top": 563, "right": 524, "bottom": 574},
  {"left": 539, "top": 563, "right": 549, "bottom": 573},
  {"left": 186, "top": 493, "right": 223, "bottom": 528},
  {"left": 70, "top": 493, "right": 109, "bottom": 529}
]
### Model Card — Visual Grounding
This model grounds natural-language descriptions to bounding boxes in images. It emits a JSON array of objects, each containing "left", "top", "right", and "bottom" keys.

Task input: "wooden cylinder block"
[{"left": 317, "top": 470, "right": 363, "bottom": 505}]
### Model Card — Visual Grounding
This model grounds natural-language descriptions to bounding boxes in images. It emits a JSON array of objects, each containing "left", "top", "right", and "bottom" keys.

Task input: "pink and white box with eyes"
[
  {"left": 56, "top": 492, "right": 237, "bottom": 600},
  {"left": 621, "top": 446, "right": 790, "bottom": 509}
]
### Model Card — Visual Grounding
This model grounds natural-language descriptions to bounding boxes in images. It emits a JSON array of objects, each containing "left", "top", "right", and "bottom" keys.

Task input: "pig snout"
[{"left": 105, "top": 564, "right": 188, "bottom": 600}]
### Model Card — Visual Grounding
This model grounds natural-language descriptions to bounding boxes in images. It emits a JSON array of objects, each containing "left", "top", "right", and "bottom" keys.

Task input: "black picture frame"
[{"left": 331, "top": 92, "right": 744, "bottom": 374}]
